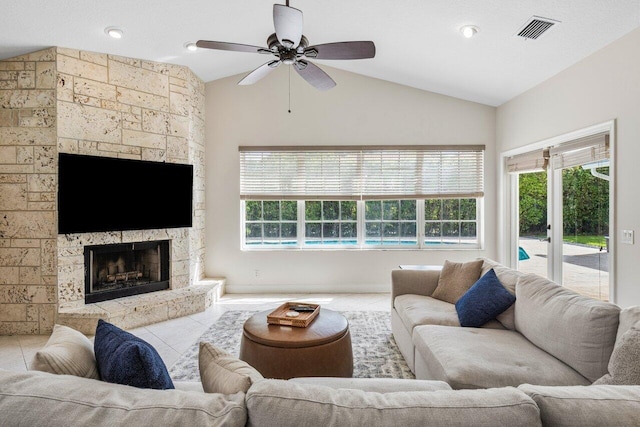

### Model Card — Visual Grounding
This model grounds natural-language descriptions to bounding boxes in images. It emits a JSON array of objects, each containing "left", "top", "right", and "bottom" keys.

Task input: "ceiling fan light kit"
[{"left": 197, "top": 1, "right": 376, "bottom": 91}]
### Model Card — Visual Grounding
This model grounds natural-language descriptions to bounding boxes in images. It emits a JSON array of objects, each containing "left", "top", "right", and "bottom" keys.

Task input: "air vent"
[{"left": 516, "top": 16, "right": 559, "bottom": 40}]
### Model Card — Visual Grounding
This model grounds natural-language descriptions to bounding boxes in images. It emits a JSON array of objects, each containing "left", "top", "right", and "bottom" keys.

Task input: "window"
[
  {"left": 242, "top": 198, "right": 480, "bottom": 249},
  {"left": 305, "top": 201, "right": 357, "bottom": 245},
  {"left": 365, "top": 200, "right": 417, "bottom": 245},
  {"left": 240, "top": 145, "right": 484, "bottom": 250},
  {"left": 425, "top": 198, "right": 477, "bottom": 245},
  {"left": 244, "top": 200, "right": 297, "bottom": 246}
]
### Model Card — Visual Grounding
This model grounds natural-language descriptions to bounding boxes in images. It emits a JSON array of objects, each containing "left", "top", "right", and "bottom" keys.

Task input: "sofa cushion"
[
  {"left": 514, "top": 273, "right": 620, "bottom": 382},
  {"left": 0, "top": 369, "right": 246, "bottom": 427},
  {"left": 394, "top": 294, "right": 503, "bottom": 332},
  {"left": 29, "top": 324, "right": 99, "bottom": 379},
  {"left": 593, "top": 324, "right": 640, "bottom": 385},
  {"left": 518, "top": 384, "right": 640, "bottom": 427},
  {"left": 94, "top": 319, "right": 174, "bottom": 390},
  {"left": 199, "top": 342, "right": 263, "bottom": 394},
  {"left": 431, "top": 259, "right": 484, "bottom": 304},
  {"left": 395, "top": 294, "right": 460, "bottom": 329},
  {"left": 289, "top": 377, "right": 452, "bottom": 392},
  {"left": 246, "top": 379, "right": 541, "bottom": 427},
  {"left": 412, "top": 325, "right": 590, "bottom": 389},
  {"left": 455, "top": 269, "right": 516, "bottom": 327},
  {"left": 479, "top": 257, "right": 524, "bottom": 330}
]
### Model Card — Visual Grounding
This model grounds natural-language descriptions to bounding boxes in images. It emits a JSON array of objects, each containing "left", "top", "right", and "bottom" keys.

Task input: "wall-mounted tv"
[{"left": 58, "top": 153, "right": 193, "bottom": 234}]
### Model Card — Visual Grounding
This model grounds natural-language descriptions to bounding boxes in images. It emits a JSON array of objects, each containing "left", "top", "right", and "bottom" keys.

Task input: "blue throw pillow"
[
  {"left": 94, "top": 319, "right": 174, "bottom": 390},
  {"left": 455, "top": 269, "right": 516, "bottom": 328}
]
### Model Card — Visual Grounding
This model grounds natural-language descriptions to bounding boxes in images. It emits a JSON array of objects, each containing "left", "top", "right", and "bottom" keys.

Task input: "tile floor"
[{"left": 0, "top": 293, "right": 390, "bottom": 372}]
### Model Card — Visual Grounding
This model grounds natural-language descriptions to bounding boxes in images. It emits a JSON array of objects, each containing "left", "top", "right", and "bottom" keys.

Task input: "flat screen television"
[{"left": 58, "top": 153, "right": 193, "bottom": 234}]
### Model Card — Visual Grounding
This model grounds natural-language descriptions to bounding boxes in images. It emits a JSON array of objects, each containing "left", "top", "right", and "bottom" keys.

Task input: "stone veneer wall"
[{"left": 0, "top": 47, "right": 205, "bottom": 334}]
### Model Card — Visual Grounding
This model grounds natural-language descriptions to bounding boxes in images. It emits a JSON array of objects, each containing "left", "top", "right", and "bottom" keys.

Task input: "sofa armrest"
[
  {"left": 174, "top": 381, "right": 205, "bottom": 393},
  {"left": 518, "top": 384, "right": 640, "bottom": 427},
  {"left": 391, "top": 268, "right": 441, "bottom": 306}
]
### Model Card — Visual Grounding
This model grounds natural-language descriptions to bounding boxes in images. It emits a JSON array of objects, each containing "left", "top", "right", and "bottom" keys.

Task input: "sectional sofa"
[
  {"left": 392, "top": 257, "right": 639, "bottom": 389},
  {"left": 2, "top": 365, "right": 640, "bottom": 426},
  {"left": 1, "top": 257, "right": 639, "bottom": 426}
]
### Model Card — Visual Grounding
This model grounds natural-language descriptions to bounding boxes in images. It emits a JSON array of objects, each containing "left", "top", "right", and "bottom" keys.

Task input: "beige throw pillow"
[
  {"left": 431, "top": 259, "right": 484, "bottom": 304},
  {"left": 593, "top": 323, "right": 640, "bottom": 385},
  {"left": 30, "top": 324, "right": 99, "bottom": 379},
  {"left": 198, "top": 342, "right": 263, "bottom": 394}
]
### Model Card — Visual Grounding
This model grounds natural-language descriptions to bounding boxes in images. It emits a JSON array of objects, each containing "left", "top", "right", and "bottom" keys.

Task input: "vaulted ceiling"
[{"left": 1, "top": 0, "right": 639, "bottom": 106}]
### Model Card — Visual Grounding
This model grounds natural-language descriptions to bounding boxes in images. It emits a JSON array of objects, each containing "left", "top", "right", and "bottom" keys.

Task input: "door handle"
[{"left": 539, "top": 237, "right": 551, "bottom": 243}]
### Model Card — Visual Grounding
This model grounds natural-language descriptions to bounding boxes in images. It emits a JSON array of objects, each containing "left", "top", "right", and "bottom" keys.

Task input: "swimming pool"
[{"left": 245, "top": 239, "right": 472, "bottom": 247}]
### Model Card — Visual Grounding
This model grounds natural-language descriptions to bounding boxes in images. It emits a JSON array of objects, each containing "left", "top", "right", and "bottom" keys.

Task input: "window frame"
[
  {"left": 243, "top": 200, "right": 298, "bottom": 247},
  {"left": 303, "top": 200, "right": 360, "bottom": 248},
  {"left": 500, "top": 121, "right": 614, "bottom": 301},
  {"left": 241, "top": 198, "right": 483, "bottom": 250},
  {"left": 363, "top": 200, "right": 419, "bottom": 247}
]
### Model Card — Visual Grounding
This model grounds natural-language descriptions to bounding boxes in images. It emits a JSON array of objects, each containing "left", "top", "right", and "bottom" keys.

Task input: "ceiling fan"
[{"left": 196, "top": 1, "right": 376, "bottom": 91}]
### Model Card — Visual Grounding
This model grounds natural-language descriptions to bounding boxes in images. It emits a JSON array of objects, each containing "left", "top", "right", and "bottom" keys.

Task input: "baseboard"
[{"left": 224, "top": 283, "right": 390, "bottom": 294}]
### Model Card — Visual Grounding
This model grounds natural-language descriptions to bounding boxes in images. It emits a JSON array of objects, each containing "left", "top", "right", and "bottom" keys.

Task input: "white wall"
[
  {"left": 497, "top": 28, "right": 640, "bottom": 307},
  {"left": 205, "top": 65, "right": 496, "bottom": 292}
]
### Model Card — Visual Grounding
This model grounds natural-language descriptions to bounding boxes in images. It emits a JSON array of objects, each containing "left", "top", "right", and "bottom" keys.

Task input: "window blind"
[
  {"left": 506, "top": 132, "right": 609, "bottom": 174},
  {"left": 549, "top": 133, "right": 609, "bottom": 170},
  {"left": 506, "top": 149, "right": 549, "bottom": 173},
  {"left": 239, "top": 145, "right": 485, "bottom": 200}
]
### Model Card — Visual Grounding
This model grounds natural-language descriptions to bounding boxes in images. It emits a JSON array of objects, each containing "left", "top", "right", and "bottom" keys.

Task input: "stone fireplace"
[
  {"left": 0, "top": 47, "right": 218, "bottom": 336},
  {"left": 84, "top": 240, "right": 170, "bottom": 303}
]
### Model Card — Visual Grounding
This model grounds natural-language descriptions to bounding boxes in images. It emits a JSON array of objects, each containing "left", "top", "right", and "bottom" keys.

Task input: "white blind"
[
  {"left": 506, "top": 149, "right": 549, "bottom": 173},
  {"left": 550, "top": 133, "right": 609, "bottom": 170},
  {"left": 239, "top": 145, "right": 484, "bottom": 200},
  {"left": 506, "top": 132, "right": 609, "bottom": 174}
]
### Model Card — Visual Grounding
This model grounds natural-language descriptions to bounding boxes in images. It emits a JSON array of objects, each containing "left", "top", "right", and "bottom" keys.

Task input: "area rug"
[{"left": 169, "top": 310, "right": 414, "bottom": 381}]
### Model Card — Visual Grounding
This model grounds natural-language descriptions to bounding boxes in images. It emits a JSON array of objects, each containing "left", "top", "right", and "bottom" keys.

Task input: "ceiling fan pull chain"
[{"left": 288, "top": 65, "right": 292, "bottom": 113}]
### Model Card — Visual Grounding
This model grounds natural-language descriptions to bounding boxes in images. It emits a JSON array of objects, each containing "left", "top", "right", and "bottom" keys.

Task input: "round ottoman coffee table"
[{"left": 239, "top": 308, "right": 353, "bottom": 379}]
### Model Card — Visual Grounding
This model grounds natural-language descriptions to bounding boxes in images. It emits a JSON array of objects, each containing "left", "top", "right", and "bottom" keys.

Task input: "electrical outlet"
[
  {"left": 621, "top": 230, "right": 634, "bottom": 245},
  {"left": 254, "top": 269, "right": 260, "bottom": 278}
]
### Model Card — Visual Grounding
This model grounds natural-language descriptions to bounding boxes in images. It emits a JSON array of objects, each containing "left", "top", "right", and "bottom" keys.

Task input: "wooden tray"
[{"left": 267, "top": 302, "right": 320, "bottom": 328}]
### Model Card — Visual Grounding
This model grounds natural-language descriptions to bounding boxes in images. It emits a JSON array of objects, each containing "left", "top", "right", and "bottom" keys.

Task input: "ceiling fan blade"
[
  {"left": 238, "top": 61, "right": 281, "bottom": 85},
  {"left": 305, "top": 41, "right": 376, "bottom": 60},
  {"left": 196, "top": 40, "right": 270, "bottom": 54},
  {"left": 273, "top": 4, "right": 303, "bottom": 49},
  {"left": 293, "top": 60, "right": 336, "bottom": 91}
]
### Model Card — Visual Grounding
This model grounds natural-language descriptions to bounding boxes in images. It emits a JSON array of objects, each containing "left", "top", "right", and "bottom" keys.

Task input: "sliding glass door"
[
  {"left": 517, "top": 171, "right": 548, "bottom": 278},
  {"left": 558, "top": 160, "right": 610, "bottom": 300},
  {"left": 506, "top": 130, "right": 611, "bottom": 301}
]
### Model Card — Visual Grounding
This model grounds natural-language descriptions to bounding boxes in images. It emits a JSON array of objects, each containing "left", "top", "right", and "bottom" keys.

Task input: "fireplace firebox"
[{"left": 84, "top": 240, "right": 170, "bottom": 304}]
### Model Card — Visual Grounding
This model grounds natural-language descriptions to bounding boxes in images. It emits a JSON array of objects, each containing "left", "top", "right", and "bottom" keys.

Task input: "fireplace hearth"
[{"left": 84, "top": 240, "right": 170, "bottom": 303}]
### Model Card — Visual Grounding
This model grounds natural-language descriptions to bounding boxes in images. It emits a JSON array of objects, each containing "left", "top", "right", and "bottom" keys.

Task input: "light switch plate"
[{"left": 622, "top": 230, "right": 634, "bottom": 244}]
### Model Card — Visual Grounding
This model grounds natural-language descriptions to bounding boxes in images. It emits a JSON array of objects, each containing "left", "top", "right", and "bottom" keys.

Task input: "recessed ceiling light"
[
  {"left": 460, "top": 25, "right": 479, "bottom": 39},
  {"left": 184, "top": 42, "right": 198, "bottom": 52},
  {"left": 105, "top": 27, "right": 123, "bottom": 39}
]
